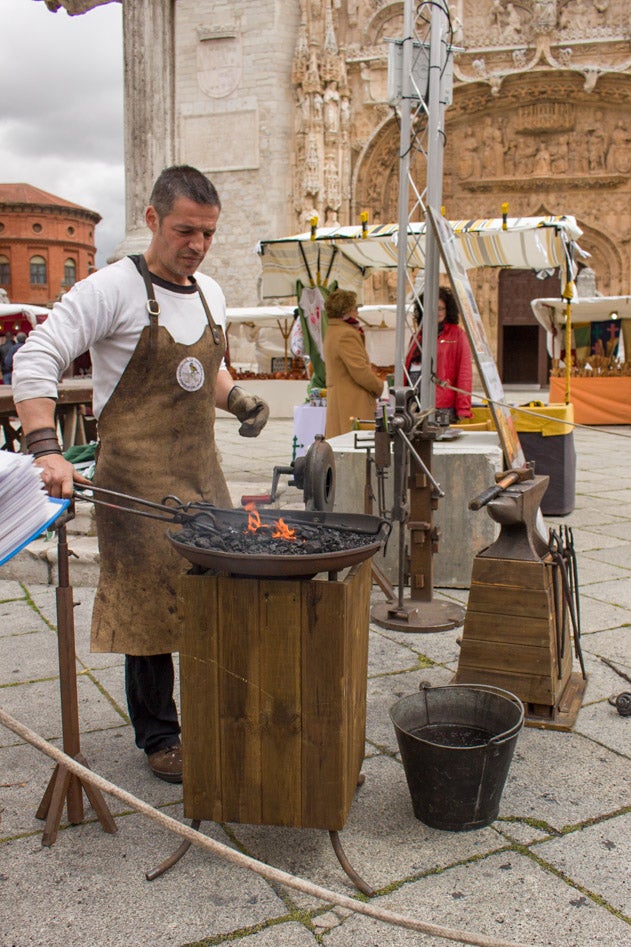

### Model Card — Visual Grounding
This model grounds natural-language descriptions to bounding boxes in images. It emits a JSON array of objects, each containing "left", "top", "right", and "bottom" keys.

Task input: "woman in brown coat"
[{"left": 323, "top": 289, "right": 384, "bottom": 438}]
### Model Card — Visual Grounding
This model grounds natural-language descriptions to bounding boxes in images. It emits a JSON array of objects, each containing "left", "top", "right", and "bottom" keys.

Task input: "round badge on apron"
[{"left": 176, "top": 356, "right": 205, "bottom": 391}]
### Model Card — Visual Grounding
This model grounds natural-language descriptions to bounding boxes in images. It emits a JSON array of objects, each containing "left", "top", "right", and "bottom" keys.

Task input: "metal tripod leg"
[
  {"left": 329, "top": 830, "right": 375, "bottom": 896},
  {"left": 146, "top": 819, "right": 202, "bottom": 880}
]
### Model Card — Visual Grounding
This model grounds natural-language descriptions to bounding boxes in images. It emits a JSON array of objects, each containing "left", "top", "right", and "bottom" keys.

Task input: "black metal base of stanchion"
[{"left": 371, "top": 598, "right": 465, "bottom": 632}]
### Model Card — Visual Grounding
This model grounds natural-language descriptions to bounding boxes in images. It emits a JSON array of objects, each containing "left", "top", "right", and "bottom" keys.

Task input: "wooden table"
[{"left": 0, "top": 379, "right": 94, "bottom": 451}]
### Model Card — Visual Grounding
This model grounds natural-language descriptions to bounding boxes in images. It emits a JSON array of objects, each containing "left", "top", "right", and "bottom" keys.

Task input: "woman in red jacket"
[{"left": 405, "top": 287, "right": 473, "bottom": 421}]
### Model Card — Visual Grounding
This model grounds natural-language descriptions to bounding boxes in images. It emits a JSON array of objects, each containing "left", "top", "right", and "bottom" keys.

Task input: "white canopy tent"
[
  {"left": 225, "top": 304, "right": 398, "bottom": 372},
  {"left": 256, "top": 215, "right": 583, "bottom": 301}
]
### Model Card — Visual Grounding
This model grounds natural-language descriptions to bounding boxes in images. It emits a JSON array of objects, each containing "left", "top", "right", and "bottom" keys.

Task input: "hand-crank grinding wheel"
[{"left": 301, "top": 435, "right": 336, "bottom": 512}]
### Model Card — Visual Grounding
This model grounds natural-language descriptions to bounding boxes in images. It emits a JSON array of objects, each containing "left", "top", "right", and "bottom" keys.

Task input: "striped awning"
[{"left": 256, "top": 215, "right": 583, "bottom": 300}]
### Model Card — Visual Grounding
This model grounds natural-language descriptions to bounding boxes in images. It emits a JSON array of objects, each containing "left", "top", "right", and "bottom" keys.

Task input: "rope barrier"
[
  {"left": 0, "top": 706, "right": 536, "bottom": 947},
  {"left": 436, "top": 378, "right": 631, "bottom": 439}
]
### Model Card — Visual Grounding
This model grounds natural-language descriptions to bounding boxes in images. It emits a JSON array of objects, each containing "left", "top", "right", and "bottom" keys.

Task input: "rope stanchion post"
[{"left": 35, "top": 515, "right": 116, "bottom": 845}]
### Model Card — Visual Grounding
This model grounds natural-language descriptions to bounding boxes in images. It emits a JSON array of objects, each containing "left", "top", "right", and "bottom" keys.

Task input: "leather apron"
[{"left": 90, "top": 264, "right": 232, "bottom": 655}]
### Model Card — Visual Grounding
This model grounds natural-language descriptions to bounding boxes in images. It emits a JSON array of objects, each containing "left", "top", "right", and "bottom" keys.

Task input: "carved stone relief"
[
  {"left": 291, "top": 0, "right": 356, "bottom": 228},
  {"left": 447, "top": 94, "right": 631, "bottom": 189},
  {"left": 461, "top": 0, "right": 627, "bottom": 49},
  {"left": 196, "top": 29, "right": 243, "bottom": 99}
]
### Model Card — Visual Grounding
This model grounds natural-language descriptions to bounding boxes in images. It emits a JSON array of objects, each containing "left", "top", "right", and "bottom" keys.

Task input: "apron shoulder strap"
[
  {"left": 133, "top": 254, "right": 222, "bottom": 348},
  {"left": 134, "top": 255, "right": 160, "bottom": 369},
  {"left": 195, "top": 283, "right": 222, "bottom": 346}
]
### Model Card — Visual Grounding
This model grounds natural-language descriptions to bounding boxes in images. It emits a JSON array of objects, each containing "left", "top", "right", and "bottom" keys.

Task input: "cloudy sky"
[{"left": 0, "top": 0, "right": 124, "bottom": 266}]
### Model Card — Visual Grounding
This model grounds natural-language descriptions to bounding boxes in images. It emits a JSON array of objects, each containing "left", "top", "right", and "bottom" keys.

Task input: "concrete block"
[{"left": 330, "top": 430, "right": 503, "bottom": 588}]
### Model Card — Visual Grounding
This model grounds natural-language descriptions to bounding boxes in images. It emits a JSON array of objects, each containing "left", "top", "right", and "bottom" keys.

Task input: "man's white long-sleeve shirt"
[{"left": 12, "top": 256, "right": 227, "bottom": 418}]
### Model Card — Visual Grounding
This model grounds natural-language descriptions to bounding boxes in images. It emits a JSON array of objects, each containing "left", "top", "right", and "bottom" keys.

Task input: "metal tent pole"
[
  {"left": 393, "top": 0, "right": 415, "bottom": 388},
  {"left": 419, "top": 2, "right": 447, "bottom": 414},
  {"left": 372, "top": 0, "right": 464, "bottom": 633}
]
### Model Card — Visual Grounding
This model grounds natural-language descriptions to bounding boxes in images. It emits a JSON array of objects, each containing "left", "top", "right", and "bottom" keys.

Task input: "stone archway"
[{"left": 568, "top": 222, "right": 626, "bottom": 297}]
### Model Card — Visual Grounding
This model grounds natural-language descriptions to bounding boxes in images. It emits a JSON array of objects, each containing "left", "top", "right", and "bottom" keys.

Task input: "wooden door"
[{"left": 498, "top": 270, "right": 561, "bottom": 386}]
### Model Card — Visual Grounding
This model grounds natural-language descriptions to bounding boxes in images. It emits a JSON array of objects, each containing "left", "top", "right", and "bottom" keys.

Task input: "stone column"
[{"left": 111, "top": 0, "right": 175, "bottom": 259}]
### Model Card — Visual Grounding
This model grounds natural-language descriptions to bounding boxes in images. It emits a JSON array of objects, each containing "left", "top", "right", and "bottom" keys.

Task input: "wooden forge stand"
[
  {"left": 169, "top": 559, "right": 374, "bottom": 892},
  {"left": 454, "top": 476, "right": 587, "bottom": 730}
]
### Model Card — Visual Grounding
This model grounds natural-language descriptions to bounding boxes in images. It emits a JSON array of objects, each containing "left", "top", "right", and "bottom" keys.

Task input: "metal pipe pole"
[
  {"left": 393, "top": 0, "right": 415, "bottom": 387},
  {"left": 420, "top": 2, "right": 448, "bottom": 412}
]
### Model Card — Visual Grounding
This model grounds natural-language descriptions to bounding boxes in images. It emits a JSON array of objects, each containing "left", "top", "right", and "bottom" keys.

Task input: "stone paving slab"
[
  {"left": 575, "top": 593, "right": 629, "bottom": 633},
  {"left": 0, "top": 815, "right": 288, "bottom": 947},
  {"left": 322, "top": 850, "right": 631, "bottom": 947},
  {"left": 536, "top": 811, "right": 631, "bottom": 917},
  {"left": 499, "top": 726, "right": 630, "bottom": 831}
]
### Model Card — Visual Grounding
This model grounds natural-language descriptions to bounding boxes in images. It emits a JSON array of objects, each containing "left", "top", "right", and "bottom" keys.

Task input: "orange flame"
[
  {"left": 245, "top": 503, "right": 263, "bottom": 532},
  {"left": 243, "top": 503, "right": 296, "bottom": 541},
  {"left": 272, "top": 517, "right": 296, "bottom": 541}
]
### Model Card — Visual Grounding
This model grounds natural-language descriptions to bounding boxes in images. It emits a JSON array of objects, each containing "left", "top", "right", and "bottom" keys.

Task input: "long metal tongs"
[
  {"left": 73, "top": 485, "right": 222, "bottom": 536},
  {"left": 548, "top": 526, "right": 586, "bottom": 680}
]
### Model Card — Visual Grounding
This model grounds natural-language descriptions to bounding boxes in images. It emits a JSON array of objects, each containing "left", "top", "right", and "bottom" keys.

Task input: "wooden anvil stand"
[
  {"left": 36, "top": 511, "right": 116, "bottom": 844},
  {"left": 455, "top": 474, "right": 587, "bottom": 730}
]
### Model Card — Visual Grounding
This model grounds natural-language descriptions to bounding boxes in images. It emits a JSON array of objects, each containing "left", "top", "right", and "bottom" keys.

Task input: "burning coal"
[{"left": 175, "top": 505, "right": 380, "bottom": 559}]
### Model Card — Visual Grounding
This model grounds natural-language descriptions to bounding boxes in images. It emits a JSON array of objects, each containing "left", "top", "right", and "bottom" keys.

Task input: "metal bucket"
[{"left": 389, "top": 685, "right": 524, "bottom": 831}]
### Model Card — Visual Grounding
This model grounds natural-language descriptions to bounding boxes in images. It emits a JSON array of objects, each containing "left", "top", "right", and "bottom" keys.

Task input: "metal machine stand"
[
  {"left": 370, "top": 389, "right": 465, "bottom": 632},
  {"left": 36, "top": 512, "right": 116, "bottom": 845}
]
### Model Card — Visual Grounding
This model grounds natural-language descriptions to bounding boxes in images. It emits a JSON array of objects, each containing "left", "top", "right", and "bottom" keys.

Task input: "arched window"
[
  {"left": 63, "top": 258, "right": 77, "bottom": 287},
  {"left": 0, "top": 255, "right": 9, "bottom": 286},
  {"left": 30, "top": 255, "right": 47, "bottom": 286}
]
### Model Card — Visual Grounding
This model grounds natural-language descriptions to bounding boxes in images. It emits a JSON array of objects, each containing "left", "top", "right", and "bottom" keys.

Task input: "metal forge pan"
[
  {"left": 73, "top": 486, "right": 389, "bottom": 579},
  {"left": 167, "top": 507, "right": 389, "bottom": 578}
]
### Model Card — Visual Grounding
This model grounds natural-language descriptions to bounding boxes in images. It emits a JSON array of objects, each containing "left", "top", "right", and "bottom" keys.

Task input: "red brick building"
[{"left": 0, "top": 184, "right": 101, "bottom": 306}]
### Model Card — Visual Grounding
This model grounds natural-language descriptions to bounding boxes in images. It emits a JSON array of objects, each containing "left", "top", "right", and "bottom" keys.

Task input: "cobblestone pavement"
[{"left": 0, "top": 407, "right": 629, "bottom": 947}]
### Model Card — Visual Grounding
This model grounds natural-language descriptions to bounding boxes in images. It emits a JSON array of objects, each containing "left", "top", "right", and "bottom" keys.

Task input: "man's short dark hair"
[{"left": 149, "top": 166, "right": 221, "bottom": 219}]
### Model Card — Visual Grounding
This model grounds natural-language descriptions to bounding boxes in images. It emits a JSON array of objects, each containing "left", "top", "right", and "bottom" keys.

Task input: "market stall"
[
  {"left": 531, "top": 295, "right": 631, "bottom": 425},
  {"left": 256, "top": 215, "right": 583, "bottom": 447},
  {"left": 257, "top": 215, "right": 582, "bottom": 300},
  {"left": 0, "top": 303, "right": 51, "bottom": 336},
  {"left": 225, "top": 304, "right": 396, "bottom": 375}
]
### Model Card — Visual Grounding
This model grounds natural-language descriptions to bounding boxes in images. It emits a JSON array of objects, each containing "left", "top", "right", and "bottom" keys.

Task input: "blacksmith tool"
[
  {"left": 600, "top": 657, "right": 631, "bottom": 716},
  {"left": 469, "top": 464, "right": 535, "bottom": 511},
  {"left": 240, "top": 435, "right": 336, "bottom": 511},
  {"left": 548, "top": 528, "right": 586, "bottom": 680}
]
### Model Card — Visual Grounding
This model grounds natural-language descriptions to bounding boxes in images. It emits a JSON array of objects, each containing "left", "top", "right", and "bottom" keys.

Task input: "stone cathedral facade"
[{"left": 41, "top": 0, "right": 631, "bottom": 382}]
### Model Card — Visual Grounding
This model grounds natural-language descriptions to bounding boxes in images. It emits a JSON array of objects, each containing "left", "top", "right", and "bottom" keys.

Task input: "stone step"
[{"left": 2, "top": 534, "right": 100, "bottom": 587}]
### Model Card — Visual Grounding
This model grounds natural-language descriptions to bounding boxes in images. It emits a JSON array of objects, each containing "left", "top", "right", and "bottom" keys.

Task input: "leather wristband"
[
  {"left": 25, "top": 428, "right": 62, "bottom": 458},
  {"left": 29, "top": 440, "right": 62, "bottom": 458},
  {"left": 25, "top": 426, "right": 58, "bottom": 447}
]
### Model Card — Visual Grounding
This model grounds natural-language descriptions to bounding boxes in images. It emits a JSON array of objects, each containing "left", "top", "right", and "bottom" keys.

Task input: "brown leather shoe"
[{"left": 147, "top": 743, "right": 182, "bottom": 783}]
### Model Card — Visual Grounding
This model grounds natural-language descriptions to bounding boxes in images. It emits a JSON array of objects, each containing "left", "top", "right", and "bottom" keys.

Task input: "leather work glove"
[{"left": 227, "top": 386, "right": 270, "bottom": 437}]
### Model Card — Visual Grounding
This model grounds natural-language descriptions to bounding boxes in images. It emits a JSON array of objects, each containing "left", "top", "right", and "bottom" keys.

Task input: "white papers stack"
[{"left": 0, "top": 452, "right": 69, "bottom": 566}]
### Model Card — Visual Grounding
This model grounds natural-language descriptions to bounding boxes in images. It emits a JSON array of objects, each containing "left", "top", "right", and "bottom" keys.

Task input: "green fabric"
[{"left": 64, "top": 442, "right": 97, "bottom": 463}]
